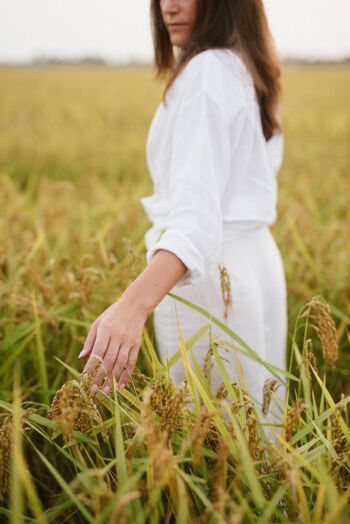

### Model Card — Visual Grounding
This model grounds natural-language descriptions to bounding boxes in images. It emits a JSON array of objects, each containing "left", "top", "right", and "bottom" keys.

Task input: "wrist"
[{"left": 119, "top": 281, "right": 154, "bottom": 320}]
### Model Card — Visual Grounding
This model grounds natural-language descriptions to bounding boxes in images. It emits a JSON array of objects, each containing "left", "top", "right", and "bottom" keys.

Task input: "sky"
[{"left": 0, "top": 0, "right": 349, "bottom": 64}]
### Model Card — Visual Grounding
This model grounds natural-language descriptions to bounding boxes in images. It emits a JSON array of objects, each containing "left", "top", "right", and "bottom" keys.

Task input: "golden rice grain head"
[
  {"left": 211, "top": 439, "right": 230, "bottom": 499},
  {"left": 330, "top": 396, "right": 349, "bottom": 457},
  {"left": 230, "top": 399, "right": 244, "bottom": 415},
  {"left": 0, "top": 407, "right": 37, "bottom": 504},
  {"left": 47, "top": 371, "right": 108, "bottom": 443},
  {"left": 285, "top": 400, "right": 307, "bottom": 442},
  {"left": 0, "top": 415, "right": 12, "bottom": 504},
  {"left": 218, "top": 264, "right": 232, "bottom": 322},
  {"left": 149, "top": 380, "right": 189, "bottom": 443},
  {"left": 209, "top": 443, "right": 230, "bottom": 518},
  {"left": 242, "top": 394, "right": 263, "bottom": 461},
  {"left": 300, "top": 338, "right": 318, "bottom": 380},
  {"left": 207, "top": 416, "right": 225, "bottom": 452},
  {"left": 229, "top": 381, "right": 248, "bottom": 415},
  {"left": 262, "top": 378, "right": 280, "bottom": 416},
  {"left": 202, "top": 341, "right": 215, "bottom": 381},
  {"left": 308, "top": 297, "right": 339, "bottom": 369},
  {"left": 139, "top": 386, "right": 166, "bottom": 446},
  {"left": 138, "top": 386, "right": 175, "bottom": 484},
  {"left": 215, "top": 383, "right": 228, "bottom": 401},
  {"left": 210, "top": 454, "right": 230, "bottom": 524},
  {"left": 189, "top": 404, "right": 215, "bottom": 466}
]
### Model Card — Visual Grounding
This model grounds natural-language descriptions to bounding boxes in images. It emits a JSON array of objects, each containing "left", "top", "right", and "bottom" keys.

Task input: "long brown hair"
[{"left": 150, "top": 0, "right": 283, "bottom": 141}]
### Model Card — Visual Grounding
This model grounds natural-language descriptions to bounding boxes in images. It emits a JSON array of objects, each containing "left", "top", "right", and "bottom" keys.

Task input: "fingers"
[
  {"left": 89, "top": 337, "right": 119, "bottom": 390},
  {"left": 82, "top": 327, "right": 110, "bottom": 379},
  {"left": 116, "top": 346, "right": 139, "bottom": 388},
  {"left": 101, "top": 343, "right": 130, "bottom": 393},
  {"left": 79, "top": 320, "right": 99, "bottom": 359},
  {"left": 81, "top": 318, "right": 142, "bottom": 396},
  {"left": 103, "top": 345, "right": 139, "bottom": 394}
]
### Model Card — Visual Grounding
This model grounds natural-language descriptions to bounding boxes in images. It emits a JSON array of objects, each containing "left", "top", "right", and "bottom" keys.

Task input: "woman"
[{"left": 78, "top": 0, "right": 288, "bottom": 430}]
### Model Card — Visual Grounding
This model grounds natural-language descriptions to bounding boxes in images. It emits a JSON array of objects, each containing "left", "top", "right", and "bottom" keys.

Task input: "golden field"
[{"left": 0, "top": 63, "right": 349, "bottom": 522}]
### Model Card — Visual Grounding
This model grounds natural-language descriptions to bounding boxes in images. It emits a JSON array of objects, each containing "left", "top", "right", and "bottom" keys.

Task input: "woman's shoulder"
[
  {"left": 175, "top": 48, "right": 249, "bottom": 112},
  {"left": 186, "top": 48, "right": 243, "bottom": 74}
]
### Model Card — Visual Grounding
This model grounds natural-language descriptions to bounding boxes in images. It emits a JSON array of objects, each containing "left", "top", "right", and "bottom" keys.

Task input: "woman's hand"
[
  {"left": 77, "top": 248, "right": 189, "bottom": 396},
  {"left": 78, "top": 296, "right": 147, "bottom": 396}
]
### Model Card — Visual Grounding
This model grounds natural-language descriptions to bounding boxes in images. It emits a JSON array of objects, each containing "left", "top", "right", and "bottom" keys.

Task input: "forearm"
[{"left": 119, "top": 249, "right": 188, "bottom": 318}]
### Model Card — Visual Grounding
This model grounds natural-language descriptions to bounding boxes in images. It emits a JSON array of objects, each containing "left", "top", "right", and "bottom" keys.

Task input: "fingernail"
[
  {"left": 119, "top": 383, "right": 126, "bottom": 390},
  {"left": 103, "top": 385, "right": 110, "bottom": 394},
  {"left": 78, "top": 349, "right": 87, "bottom": 358},
  {"left": 90, "top": 384, "right": 98, "bottom": 394}
]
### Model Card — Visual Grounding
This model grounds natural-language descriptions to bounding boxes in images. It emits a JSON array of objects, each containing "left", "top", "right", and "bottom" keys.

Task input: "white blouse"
[{"left": 140, "top": 47, "right": 284, "bottom": 287}]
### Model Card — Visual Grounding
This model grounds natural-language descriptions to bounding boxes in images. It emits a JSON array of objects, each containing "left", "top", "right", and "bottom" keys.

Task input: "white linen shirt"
[{"left": 140, "top": 47, "right": 284, "bottom": 287}]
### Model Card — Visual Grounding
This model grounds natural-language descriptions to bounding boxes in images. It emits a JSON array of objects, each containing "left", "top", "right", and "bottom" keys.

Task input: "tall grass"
[{"left": 0, "top": 63, "right": 349, "bottom": 522}]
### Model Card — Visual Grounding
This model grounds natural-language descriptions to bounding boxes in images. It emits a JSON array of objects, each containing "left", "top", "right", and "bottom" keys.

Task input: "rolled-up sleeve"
[{"left": 146, "top": 87, "right": 245, "bottom": 286}]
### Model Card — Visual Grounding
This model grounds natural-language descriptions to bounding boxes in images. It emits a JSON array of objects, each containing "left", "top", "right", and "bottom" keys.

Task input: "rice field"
[{"left": 0, "top": 63, "right": 349, "bottom": 522}]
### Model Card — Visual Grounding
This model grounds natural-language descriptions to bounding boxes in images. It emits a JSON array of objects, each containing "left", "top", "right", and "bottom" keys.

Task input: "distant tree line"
[
  {"left": 32, "top": 56, "right": 109, "bottom": 66},
  {"left": 282, "top": 56, "right": 350, "bottom": 65},
  {"left": 0, "top": 55, "right": 349, "bottom": 67}
]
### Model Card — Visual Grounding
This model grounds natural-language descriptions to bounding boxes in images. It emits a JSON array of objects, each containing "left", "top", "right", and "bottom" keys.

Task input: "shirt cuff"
[{"left": 145, "top": 229, "right": 206, "bottom": 286}]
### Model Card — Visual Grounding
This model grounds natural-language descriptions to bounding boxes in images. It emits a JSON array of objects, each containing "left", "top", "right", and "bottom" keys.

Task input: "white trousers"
[{"left": 152, "top": 225, "right": 288, "bottom": 441}]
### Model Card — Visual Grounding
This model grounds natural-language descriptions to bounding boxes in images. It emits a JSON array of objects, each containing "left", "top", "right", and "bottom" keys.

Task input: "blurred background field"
[
  {"left": 0, "top": 64, "right": 349, "bottom": 521},
  {"left": 0, "top": 63, "right": 349, "bottom": 398}
]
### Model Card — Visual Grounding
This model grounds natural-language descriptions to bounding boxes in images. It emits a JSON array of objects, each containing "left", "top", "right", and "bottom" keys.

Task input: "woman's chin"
[{"left": 169, "top": 35, "right": 187, "bottom": 48}]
